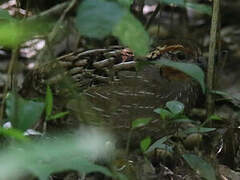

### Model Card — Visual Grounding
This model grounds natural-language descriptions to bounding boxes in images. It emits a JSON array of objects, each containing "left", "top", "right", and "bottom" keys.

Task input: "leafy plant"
[
  {"left": 126, "top": 117, "right": 152, "bottom": 153},
  {"left": 131, "top": 117, "right": 152, "bottom": 129},
  {"left": 145, "top": 135, "right": 173, "bottom": 153},
  {"left": 154, "top": 100, "right": 187, "bottom": 120},
  {"left": 45, "top": 85, "right": 69, "bottom": 121},
  {"left": 5, "top": 92, "right": 45, "bottom": 131}
]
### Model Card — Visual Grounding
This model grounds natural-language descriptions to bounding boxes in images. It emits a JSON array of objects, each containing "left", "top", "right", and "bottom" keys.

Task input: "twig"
[
  {"left": 48, "top": 0, "right": 77, "bottom": 43},
  {"left": 207, "top": 0, "right": 220, "bottom": 119},
  {"left": 27, "top": 2, "right": 69, "bottom": 21},
  {"left": 145, "top": 4, "right": 161, "bottom": 29},
  {"left": 36, "top": 0, "right": 77, "bottom": 62}
]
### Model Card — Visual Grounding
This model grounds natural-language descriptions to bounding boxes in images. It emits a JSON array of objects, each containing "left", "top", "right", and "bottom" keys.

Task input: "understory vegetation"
[{"left": 0, "top": 0, "right": 239, "bottom": 179}]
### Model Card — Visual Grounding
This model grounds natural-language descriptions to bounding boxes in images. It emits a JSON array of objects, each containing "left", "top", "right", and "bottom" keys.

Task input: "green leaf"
[
  {"left": 211, "top": 90, "right": 240, "bottom": 107},
  {"left": 156, "top": 0, "right": 212, "bottom": 15},
  {"left": 0, "top": 131, "right": 115, "bottom": 179},
  {"left": 0, "top": 20, "right": 51, "bottom": 48},
  {"left": 45, "top": 85, "right": 53, "bottom": 118},
  {"left": 153, "top": 108, "right": 173, "bottom": 120},
  {"left": 132, "top": 117, "right": 151, "bottom": 129},
  {"left": 117, "top": 0, "right": 133, "bottom": 8},
  {"left": 146, "top": 136, "right": 172, "bottom": 153},
  {"left": 48, "top": 112, "right": 69, "bottom": 121},
  {"left": 209, "top": 114, "right": 222, "bottom": 121},
  {"left": 211, "top": 90, "right": 230, "bottom": 97},
  {"left": 184, "top": 127, "right": 216, "bottom": 134},
  {"left": 140, "top": 136, "right": 151, "bottom": 152},
  {"left": 166, "top": 100, "right": 184, "bottom": 115},
  {"left": 183, "top": 154, "right": 216, "bottom": 180},
  {"left": 76, "top": 0, "right": 124, "bottom": 39},
  {"left": 0, "top": 127, "right": 30, "bottom": 142},
  {"left": 154, "top": 58, "right": 205, "bottom": 93},
  {"left": 113, "top": 12, "right": 150, "bottom": 56},
  {"left": 6, "top": 92, "right": 45, "bottom": 131},
  {"left": 172, "top": 118, "right": 197, "bottom": 124},
  {"left": 0, "top": 9, "right": 15, "bottom": 21}
]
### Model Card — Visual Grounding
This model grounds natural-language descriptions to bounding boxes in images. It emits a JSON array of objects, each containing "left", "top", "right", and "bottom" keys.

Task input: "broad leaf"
[
  {"left": 132, "top": 117, "right": 151, "bottom": 129},
  {"left": 0, "top": 130, "right": 115, "bottom": 179},
  {"left": 140, "top": 136, "right": 151, "bottom": 152},
  {"left": 113, "top": 12, "right": 150, "bottom": 56},
  {"left": 117, "top": 0, "right": 133, "bottom": 8},
  {"left": 0, "top": 127, "right": 29, "bottom": 142},
  {"left": 0, "top": 9, "right": 15, "bottom": 21},
  {"left": 6, "top": 92, "right": 45, "bottom": 131},
  {"left": 212, "top": 90, "right": 240, "bottom": 108},
  {"left": 209, "top": 114, "right": 222, "bottom": 121},
  {"left": 166, "top": 100, "right": 184, "bottom": 115},
  {"left": 48, "top": 112, "right": 69, "bottom": 121},
  {"left": 76, "top": 0, "right": 124, "bottom": 39},
  {"left": 184, "top": 127, "right": 216, "bottom": 134},
  {"left": 154, "top": 58, "right": 205, "bottom": 93},
  {"left": 154, "top": 108, "right": 173, "bottom": 120},
  {"left": 183, "top": 154, "right": 216, "bottom": 180},
  {"left": 146, "top": 135, "right": 172, "bottom": 153},
  {"left": 0, "top": 20, "right": 51, "bottom": 48}
]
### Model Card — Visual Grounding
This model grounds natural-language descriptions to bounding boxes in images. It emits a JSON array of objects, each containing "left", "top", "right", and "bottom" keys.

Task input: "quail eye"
[{"left": 176, "top": 51, "right": 186, "bottom": 60}]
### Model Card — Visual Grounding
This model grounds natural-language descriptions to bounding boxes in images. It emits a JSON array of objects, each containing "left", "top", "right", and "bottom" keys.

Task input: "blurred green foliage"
[
  {"left": 6, "top": 92, "right": 45, "bottom": 131},
  {"left": 0, "top": 130, "right": 115, "bottom": 180},
  {"left": 183, "top": 154, "right": 216, "bottom": 180}
]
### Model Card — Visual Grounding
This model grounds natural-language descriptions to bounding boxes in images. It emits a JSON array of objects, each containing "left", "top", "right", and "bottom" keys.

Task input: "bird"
[{"left": 24, "top": 40, "right": 205, "bottom": 145}]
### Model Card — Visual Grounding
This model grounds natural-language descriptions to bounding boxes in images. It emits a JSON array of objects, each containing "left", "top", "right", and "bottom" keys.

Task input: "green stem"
[
  {"left": 126, "top": 129, "right": 133, "bottom": 156},
  {"left": 0, "top": 48, "right": 19, "bottom": 125},
  {"left": 207, "top": 0, "right": 220, "bottom": 120}
]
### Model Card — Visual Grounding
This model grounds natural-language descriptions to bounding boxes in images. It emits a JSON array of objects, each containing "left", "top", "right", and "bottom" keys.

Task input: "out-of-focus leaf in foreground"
[
  {"left": 6, "top": 92, "right": 45, "bottom": 131},
  {"left": 76, "top": 0, "right": 124, "bottom": 39},
  {"left": 113, "top": 12, "right": 150, "bottom": 56},
  {"left": 117, "top": 0, "right": 133, "bottom": 8},
  {"left": 0, "top": 127, "right": 29, "bottom": 142},
  {"left": 0, "top": 127, "right": 115, "bottom": 180},
  {"left": 0, "top": 9, "right": 15, "bottom": 21},
  {"left": 183, "top": 154, "right": 216, "bottom": 180},
  {"left": 0, "top": 20, "right": 52, "bottom": 48}
]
